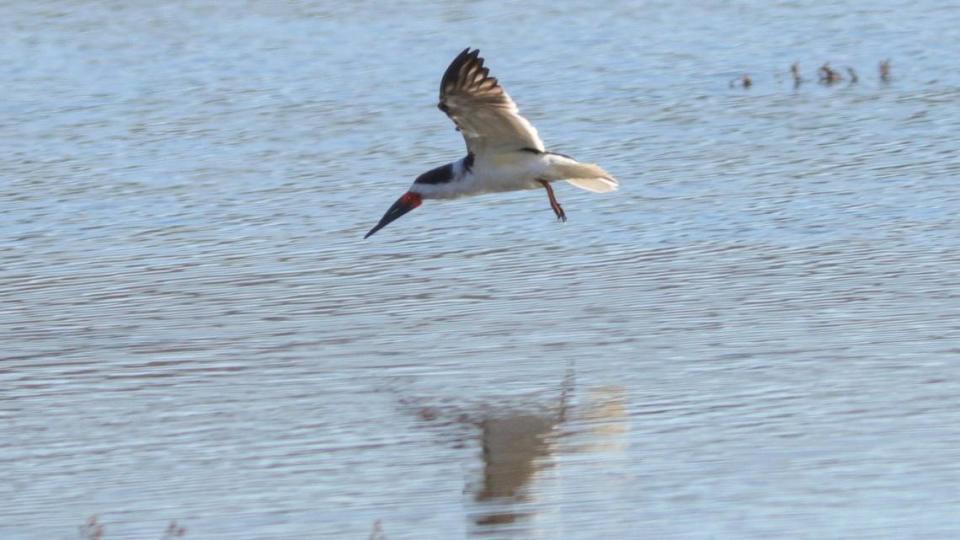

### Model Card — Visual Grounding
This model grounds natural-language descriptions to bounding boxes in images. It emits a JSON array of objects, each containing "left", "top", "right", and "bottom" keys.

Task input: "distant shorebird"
[
  {"left": 791, "top": 62, "right": 803, "bottom": 87},
  {"left": 364, "top": 48, "right": 618, "bottom": 239},
  {"left": 879, "top": 59, "right": 891, "bottom": 82},
  {"left": 818, "top": 63, "right": 843, "bottom": 84},
  {"left": 730, "top": 73, "right": 752, "bottom": 88},
  {"left": 846, "top": 67, "right": 859, "bottom": 83}
]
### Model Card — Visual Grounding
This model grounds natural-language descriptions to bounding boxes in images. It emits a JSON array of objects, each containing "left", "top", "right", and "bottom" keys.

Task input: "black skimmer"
[{"left": 364, "top": 48, "right": 618, "bottom": 239}]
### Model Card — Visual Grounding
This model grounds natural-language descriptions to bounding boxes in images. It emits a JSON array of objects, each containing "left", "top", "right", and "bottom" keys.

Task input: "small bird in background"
[
  {"left": 791, "top": 62, "right": 803, "bottom": 88},
  {"left": 879, "top": 59, "right": 891, "bottom": 82},
  {"left": 818, "top": 63, "right": 843, "bottom": 84},
  {"left": 730, "top": 73, "right": 752, "bottom": 89},
  {"left": 846, "top": 67, "right": 859, "bottom": 84},
  {"left": 364, "top": 48, "right": 618, "bottom": 239}
]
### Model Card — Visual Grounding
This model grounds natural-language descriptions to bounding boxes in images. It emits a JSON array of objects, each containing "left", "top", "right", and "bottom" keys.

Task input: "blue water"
[{"left": 2, "top": 1, "right": 960, "bottom": 538}]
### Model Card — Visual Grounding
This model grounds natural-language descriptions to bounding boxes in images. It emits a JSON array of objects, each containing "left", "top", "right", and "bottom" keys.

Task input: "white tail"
[{"left": 545, "top": 154, "right": 619, "bottom": 193}]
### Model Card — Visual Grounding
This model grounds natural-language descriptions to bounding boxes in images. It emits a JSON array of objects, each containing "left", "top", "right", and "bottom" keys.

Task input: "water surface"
[{"left": 3, "top": 1, "right": 960, "bottom": 538}]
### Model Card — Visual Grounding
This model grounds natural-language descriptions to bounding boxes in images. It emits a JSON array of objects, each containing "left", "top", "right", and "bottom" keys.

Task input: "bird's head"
[{"left": 364, "top": 190, "right": 423, "bottom": 239}]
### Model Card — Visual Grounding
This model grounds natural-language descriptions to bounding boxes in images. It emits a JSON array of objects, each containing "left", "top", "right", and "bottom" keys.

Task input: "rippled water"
[{"left": 3, "top": 1, "right": 960, "bottom": 538}]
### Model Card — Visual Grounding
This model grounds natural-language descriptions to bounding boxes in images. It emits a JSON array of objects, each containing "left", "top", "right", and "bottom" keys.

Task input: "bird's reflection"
[
  {"left": 398, "top": 367, "right": 630, "bottom": 536},
  {"left": 469, "top": 368, "right": 574, "bottom": 530},
  {"left": 468, "top": 380, "right": 630, "bottom": 535},
  {"left": 473, "top": 413, "right": 556, "bottom": 525}
]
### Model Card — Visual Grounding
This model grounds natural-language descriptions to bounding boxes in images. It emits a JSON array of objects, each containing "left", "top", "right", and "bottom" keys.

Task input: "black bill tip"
[{"left": 364, "top": 192, "right": 422, "bottom": 239}]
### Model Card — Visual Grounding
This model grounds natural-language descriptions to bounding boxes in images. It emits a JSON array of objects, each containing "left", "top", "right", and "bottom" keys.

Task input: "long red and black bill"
[{"left": 364, "top": 192, "right": 422, "bottom": 239}]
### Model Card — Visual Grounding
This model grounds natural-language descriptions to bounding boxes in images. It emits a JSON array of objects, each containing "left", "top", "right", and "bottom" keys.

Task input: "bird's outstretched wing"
[{"left": 438, "top": 48, "right": 545, "bottom": 156}]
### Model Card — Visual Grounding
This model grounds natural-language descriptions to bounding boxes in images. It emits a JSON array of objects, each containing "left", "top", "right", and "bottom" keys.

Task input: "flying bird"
[{"left": 364, "top": 48, "right": 618, "bottom": 239}]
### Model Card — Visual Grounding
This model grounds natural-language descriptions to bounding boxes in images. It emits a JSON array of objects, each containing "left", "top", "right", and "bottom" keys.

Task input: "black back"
[{"left": 414, "top": 163, "right": 455, "bottom": 185}]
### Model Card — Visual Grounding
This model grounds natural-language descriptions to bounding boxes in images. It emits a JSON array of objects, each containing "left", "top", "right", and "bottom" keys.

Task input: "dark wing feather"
[{"left": 437, "top": 48, "right": 544, "bottom": 156}]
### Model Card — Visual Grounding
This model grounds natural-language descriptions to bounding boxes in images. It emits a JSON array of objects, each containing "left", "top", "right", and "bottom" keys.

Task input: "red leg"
[{"left": 538, "top": 180, "right": 567, "bottom": 223}]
